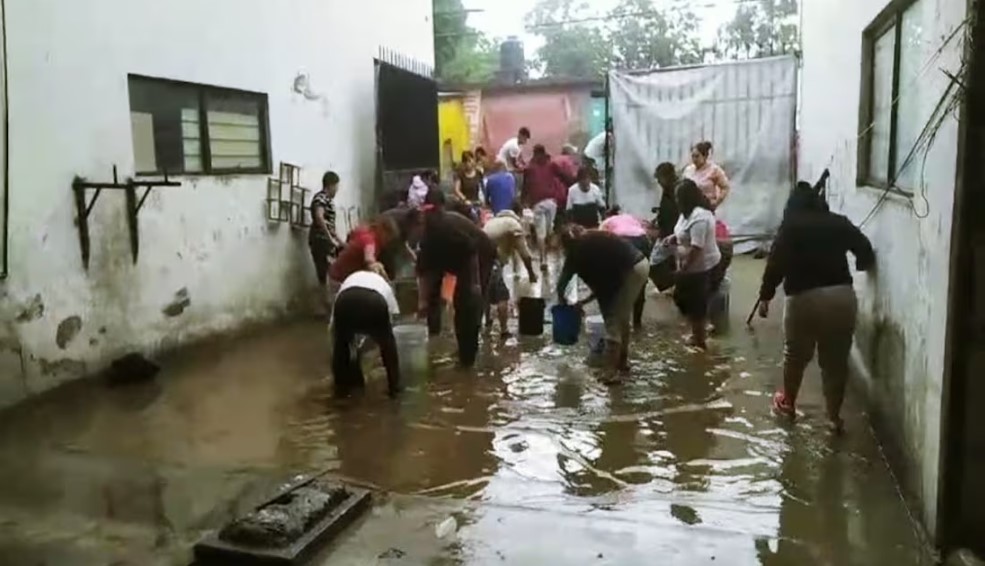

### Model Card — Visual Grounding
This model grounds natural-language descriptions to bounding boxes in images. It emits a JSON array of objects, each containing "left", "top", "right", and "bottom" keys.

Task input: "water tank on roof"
[{"left": 499, "top": 37, "right": 526, "bottom": 82}]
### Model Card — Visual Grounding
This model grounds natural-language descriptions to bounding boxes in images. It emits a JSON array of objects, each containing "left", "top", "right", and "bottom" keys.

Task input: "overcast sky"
[{"left": 459, "top": 0, "right": 741, "bottom": 55}]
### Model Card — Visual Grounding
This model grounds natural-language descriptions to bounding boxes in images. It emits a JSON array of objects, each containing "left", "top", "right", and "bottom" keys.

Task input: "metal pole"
[{"left": 603, "top": 72, "right": 612, "bottom": 204}]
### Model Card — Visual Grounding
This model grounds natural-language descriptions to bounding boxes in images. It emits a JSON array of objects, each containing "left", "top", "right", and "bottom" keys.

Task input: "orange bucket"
[{"left": 441, "top": 275, "right": 456, "bottom": 302}]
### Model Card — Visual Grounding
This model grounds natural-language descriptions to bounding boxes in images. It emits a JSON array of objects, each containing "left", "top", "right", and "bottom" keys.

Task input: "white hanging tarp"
[{"left": 609, "top": 56, "right": 798, "bottom": 252}]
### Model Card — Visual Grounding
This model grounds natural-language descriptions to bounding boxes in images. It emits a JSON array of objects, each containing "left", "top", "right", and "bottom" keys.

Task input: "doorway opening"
[{"left": 940, "top": 0, "right": 985, "bottom": 559}]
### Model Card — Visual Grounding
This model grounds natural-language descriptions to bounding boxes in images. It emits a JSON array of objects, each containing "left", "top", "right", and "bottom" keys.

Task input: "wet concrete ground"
[{"left": 0, "top": 257, "right": 933, "bottom": 565}]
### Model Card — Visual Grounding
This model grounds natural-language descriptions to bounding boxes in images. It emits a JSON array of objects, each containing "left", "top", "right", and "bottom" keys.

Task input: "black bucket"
[{"left": 518, "top": 297, "right": 546, "bottom": 336}]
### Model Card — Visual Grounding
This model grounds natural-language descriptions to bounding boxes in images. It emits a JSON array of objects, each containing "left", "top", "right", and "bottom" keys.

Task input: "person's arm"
[
  {"left": 679, "top": 220, "right": 709, "bottom": 272},
  {"left": 843, "top": 217, "right": 876, "bottom": 272},
  {"left": 759, "top": 229, "right": 789, "bottom": 302},
  {"left": 715, "top": 166, "right": 731, "bottom": 206},
  {"left": 364, "top": 241, "right": 388, "bottom": 279},
  {"left": 453, "top": 175, "right": 466, "bottom": 202},
  {"left": 566, "top": 186, "right": 575, "bottom": 211},
  {"left": 556, "top": 259, "right": 575, "bottom": 304},
  {"left": 513, "top": 227, "right": 538, "bottom": 282},
  {"left": 594, "top": 186, "right": 606, "bottom": 208}
]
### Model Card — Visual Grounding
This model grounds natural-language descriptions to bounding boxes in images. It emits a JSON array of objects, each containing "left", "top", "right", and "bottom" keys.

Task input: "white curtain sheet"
[{"left": 609, "top": 56, "right": 798, "bottom": 252}]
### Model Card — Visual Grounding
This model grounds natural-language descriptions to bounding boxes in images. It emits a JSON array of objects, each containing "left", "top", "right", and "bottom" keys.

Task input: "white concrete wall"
[
  {"left": 0, "top": 0, "right": 434, "bottom": 404},
  {"left": 800, "top": 0, "right": 967, "bottom": 538}
]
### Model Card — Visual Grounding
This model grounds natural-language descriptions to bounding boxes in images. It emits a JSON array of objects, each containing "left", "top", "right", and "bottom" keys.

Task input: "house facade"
[
  {"left": 0, "top": 0, "right": 434, "bottom": 407},
  {"left": 801, "top": 0, "right": 982, "bottom": 556}
]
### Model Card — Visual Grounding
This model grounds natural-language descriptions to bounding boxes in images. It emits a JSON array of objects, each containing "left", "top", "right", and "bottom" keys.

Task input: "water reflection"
[{"left": 0, "top": 260, "right": 935, "bottom": 564}]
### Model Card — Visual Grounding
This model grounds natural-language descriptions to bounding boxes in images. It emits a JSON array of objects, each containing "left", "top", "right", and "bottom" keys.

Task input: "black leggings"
[
  {"left": 623, "top": 235, "right": 652, "bottom": 328},
  {"left": 424, "top": 257, "right": 491, "bottom": 368},
  {"left": 332, "top": 287, "right": 400, "bottom": 396}
]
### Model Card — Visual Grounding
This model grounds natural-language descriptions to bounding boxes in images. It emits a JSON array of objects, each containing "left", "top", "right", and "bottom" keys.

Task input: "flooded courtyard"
[{"left": 0, "top": 258, "right": 933, "bottom": 565}]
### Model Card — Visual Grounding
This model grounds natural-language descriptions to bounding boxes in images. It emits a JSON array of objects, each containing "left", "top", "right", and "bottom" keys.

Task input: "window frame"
[
  {"left": 128, "top": 74, "right": 272, "bottom": 177},
  {"left": 857, "top": 0, "right": 920, "bottom": 195}
]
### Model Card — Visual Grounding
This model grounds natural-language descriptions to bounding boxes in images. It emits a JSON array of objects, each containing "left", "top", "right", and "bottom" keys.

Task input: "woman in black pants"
[{"left": 332, "top": 271, "right": 402, "bottom": 398}]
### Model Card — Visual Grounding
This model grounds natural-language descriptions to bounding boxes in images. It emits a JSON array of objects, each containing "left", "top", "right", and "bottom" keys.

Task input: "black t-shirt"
[
  {"left": 418, "top": 210, "right": 497, "bottom": 276},
  {"left": 309, "top": 190, "right": 337, "bottom": 246},
  {"left": 557, "top": 231, "right": 644, "bottom": 308}
]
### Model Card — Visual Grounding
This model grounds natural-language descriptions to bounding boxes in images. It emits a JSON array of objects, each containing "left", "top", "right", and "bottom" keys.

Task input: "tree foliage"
[
  {"left": 526, "top": 0, "right": 707, "bottom": 79},
  {"left": 433, "top": 0, "right": 498, "bottom": 83},
  {"left": 716, "top": 0, "right": 799, "bottom": 60},
  {"left": 608, "top": 0, "right": 703, "bottom": 70}
]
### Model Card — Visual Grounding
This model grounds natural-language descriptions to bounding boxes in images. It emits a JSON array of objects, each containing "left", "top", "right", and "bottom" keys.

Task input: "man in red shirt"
[
  {"left": 522, "top": 145, "right": 565, "bottom": 269},
  {"left": 551, "top": 144, "right": 580, "bottom": 232},
  {"left": 329, "top": 216, "right": 397, "bottom": 292}
]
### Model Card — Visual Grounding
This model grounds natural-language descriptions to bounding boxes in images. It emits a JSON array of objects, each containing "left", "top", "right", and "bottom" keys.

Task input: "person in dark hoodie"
[
  {"left": 757, "top": 178, "right": 874, "bottom": 433},
  {"left": 417, "top": 190, "right": 498, "bottom": 367},
  {"left": 557, "top": 226, "right": 649, "bottom": 378}
]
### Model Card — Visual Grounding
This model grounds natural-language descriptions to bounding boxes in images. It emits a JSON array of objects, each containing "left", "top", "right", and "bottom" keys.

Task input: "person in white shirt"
[
  {"left": 582, "top": 126, "right": 612, "bottom": 185},
  {"left": 566, "top": 167, "right": 606, "bottom": 228},
  {"left": 665, "top": 179, "right": 721, "bottom": 349},
  {"left": 331, "top": 270, "right": 403, "bottom": 398},
  {"left": 497, "top": 127, "right": 531, "bottom": 172}
]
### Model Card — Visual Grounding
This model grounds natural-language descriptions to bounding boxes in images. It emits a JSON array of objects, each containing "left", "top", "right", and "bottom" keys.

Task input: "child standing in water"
[{"left": 309, "top": 171, "right": 345, "bottom": 314}]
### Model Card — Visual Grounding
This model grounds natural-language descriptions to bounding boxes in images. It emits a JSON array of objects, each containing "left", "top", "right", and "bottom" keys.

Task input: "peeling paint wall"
[
  {"left": 800, "top": 0, "right": 966, "bottom": 539},
  {"left": 0, "top": 0, "right": 434, "bottom": 406}
]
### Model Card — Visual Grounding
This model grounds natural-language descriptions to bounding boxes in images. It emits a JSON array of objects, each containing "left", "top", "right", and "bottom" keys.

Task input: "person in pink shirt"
[
  {"left": 683, "top": 141, "right": 731, "bottom": 210},
  {"left": 601, "top": 206, "right": 652, "bottom": 330}
]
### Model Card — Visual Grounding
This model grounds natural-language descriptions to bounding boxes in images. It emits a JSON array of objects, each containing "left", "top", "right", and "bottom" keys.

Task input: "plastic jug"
[
  {"left": 518, "top": 297, "right": 546, "bottom": 336},
  {"left": 393, "top": 324, "right": 429, "bottom": 383},
  {"left": 551, "top": 304, "right": 582, "bottom": 345},
  {"left": 585, "top": 315, "right": 606, "bottom": 355}
]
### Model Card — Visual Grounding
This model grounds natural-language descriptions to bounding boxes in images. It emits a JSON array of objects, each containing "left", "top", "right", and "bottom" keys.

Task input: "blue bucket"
[{"left": 551, "top": 304, "right": 582, "bottom": 345}]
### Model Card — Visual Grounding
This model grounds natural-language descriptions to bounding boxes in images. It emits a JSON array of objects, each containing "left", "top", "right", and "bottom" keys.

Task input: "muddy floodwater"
[{"left": 0, "top": 258, "right": 932, "bottom": 565}]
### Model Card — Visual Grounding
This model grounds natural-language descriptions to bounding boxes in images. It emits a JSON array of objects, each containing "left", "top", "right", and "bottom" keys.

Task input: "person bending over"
[
  {"left": 483, "top": 201, "right": 540, "bottom": 337},
  {"left": 329, "top": 215, "right": 397, "bottom": 287},
  {"left": 601, "top": 208, "right": 651, "bottom": 330},
  {"left": 557, "top": 226, "right": 649, "bottom": 377},
  {"left": 331, "top": 270, "right": 402, "bottom": 398},
  {"left": 417, "top": 201, "right": 498, "bottom": 367}
]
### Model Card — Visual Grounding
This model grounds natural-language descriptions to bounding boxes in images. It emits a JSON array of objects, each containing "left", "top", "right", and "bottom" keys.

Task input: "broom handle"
[{"left": 746, "top": 300, "right": 761, "bottom": 326}]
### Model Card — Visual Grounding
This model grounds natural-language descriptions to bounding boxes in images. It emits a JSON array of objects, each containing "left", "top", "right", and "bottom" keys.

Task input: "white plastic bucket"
[
  {"left": 586, "top": 315, "right": 606, "bottom": 355},
  {"left": 393, "top": 324, "right": 429, "bottom": 383}
]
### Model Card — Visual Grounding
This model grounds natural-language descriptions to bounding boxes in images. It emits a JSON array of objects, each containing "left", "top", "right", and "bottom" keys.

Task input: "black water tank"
[{"left": 499, "top": 37, "right": 526, "bottom": 82}]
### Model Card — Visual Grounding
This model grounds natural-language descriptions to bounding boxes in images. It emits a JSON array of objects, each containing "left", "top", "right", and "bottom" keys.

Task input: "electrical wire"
[{"left": 806, "top": 16, "right": 970, "bottom": 228}]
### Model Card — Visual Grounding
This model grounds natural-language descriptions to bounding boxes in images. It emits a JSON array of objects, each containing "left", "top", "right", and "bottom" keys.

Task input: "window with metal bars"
[{"left": 128, "top": 75, "right": 271, "bottom": 176}]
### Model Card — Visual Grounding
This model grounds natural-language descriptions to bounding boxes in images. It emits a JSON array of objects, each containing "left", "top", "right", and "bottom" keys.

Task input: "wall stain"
[
  {"left": 38, "top": 358, "right": 86, "bottom": 377},
  {"left": 56, "top": 316, "right": 83, "bottom": 350},
  {"left": 163, "top": 288, "right": 191, "bottom": 318},
  {"left": 15, "top": 294, "right": 44, "bottom": 323}
]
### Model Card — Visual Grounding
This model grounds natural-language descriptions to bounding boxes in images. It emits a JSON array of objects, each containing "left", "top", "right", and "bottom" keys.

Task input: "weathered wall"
[
  {"left": 479, "top": 85, "right": 597, "bottom": 157},
  {"left": 800, "top": 0, "right": 967, "bottom": 538},
  {"left": 0, "top": 0, "right": 434, "bottom": 406}
]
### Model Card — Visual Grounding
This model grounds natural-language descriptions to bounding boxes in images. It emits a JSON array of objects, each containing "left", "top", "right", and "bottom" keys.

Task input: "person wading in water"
[
  {"left": 758, "top": 182, "right": 875, "bottom": 433},
  {"left": 416, "top": 192, "right": 498, "bottom": 368}
]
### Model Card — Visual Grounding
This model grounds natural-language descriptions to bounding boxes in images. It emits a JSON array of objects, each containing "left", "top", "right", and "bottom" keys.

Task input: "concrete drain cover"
[{"left": 194, "top": 479, "right": 371, "bottom": 565}]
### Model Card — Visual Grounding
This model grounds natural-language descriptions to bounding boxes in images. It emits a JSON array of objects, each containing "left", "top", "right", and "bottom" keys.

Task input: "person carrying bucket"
[
  {"left": 483, "top": 201, "right": 540, "bottom": 338},
  {"left": 417, "top": 192, "right": 498, "bottom": 368},
  {"left": 556, "top": 225, "right": 649, "bottom": 377},
  {"left": 331, "top": 270, "right": 402, "bottom": 398}
]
